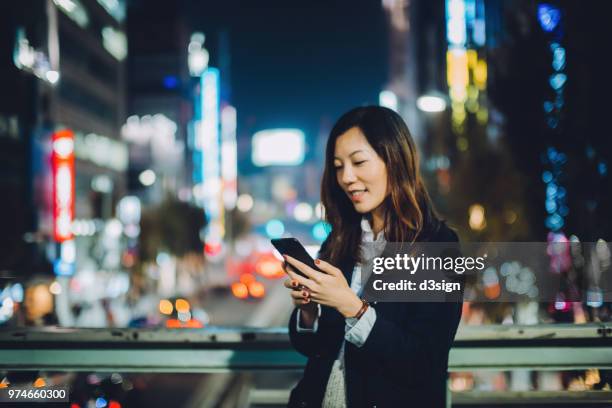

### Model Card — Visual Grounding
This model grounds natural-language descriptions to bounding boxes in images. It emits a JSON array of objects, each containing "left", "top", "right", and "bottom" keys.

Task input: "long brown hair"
[{"left": 319, "top": 106, "right": 439, "bottom": 267}]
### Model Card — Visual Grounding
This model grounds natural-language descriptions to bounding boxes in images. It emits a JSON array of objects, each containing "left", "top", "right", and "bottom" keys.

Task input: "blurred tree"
[
  {"left": 138, "top": 196, "right": 207, "bottom": 262},
  {"left": 226, "top": 207, "right": 251, "bottom": 241}
]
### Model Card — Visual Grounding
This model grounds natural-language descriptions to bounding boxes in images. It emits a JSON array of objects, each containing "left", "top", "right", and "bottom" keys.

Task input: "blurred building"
[
  {"left": 125, "top": 2, "right": 245, "bottom": 264},
  {"left": 379, "top": 0, "right": 536, "bottom": 241},
  {"left": 122, "top": 2, "right": 219, "bottom": 300},
  {"left": 0, "top": 0, "right": 128, "bottom": 278},
  {"left": 382, "top": 0, "right": 423, "bottom": 142},
  {"left": 394, "top": 0, "right": 612, "bottom": 325},
  {"left": 381, "top": 0, "right": 458, "bottom": 219},
  {"left": 1, "top": 0, "right": 130, "bottom": 327},
  {"left": 124, "top": 0, "right": 194, "bottom": 205},
  {"left": 54, "top": 0, "right": 128, "bottom": 219}
]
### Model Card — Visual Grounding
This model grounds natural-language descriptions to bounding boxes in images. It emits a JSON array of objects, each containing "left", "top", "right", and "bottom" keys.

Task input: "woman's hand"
[
  {"left": 284, "top": 255, "right": 363, "bottom": 318},
  {"left": 283, "top": 266, "right": 318, "bottom": 328}
]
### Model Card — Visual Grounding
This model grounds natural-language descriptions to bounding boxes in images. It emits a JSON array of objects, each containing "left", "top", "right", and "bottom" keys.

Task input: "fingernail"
[
  {"left": 302, "top": 291, "right": 308, "bottom": 297},
  {"left": 304, "top": 298, "right": 310, "bottom": 303},
  {"left": 282, "top": 255, "right": 287, "bottom": 260},
  {"left": 292, "top": 281, "right": 298, "bottom": 287},
  {"left": 315, "top": 259, "right": 321, "bottom": 265}
]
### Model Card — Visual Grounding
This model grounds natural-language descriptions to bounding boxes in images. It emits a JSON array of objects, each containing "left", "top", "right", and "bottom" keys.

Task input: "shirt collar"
[
  {"left": 360, "top": 217, "right": 373, "bottom": 233},
  {"left": 361, "top": 218, "right": 385, "bottom": 243}
]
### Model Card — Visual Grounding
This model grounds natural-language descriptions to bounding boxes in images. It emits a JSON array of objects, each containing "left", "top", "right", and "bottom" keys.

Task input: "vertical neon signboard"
[
  {"left": 446, "top": 0, "right": 488, "bottom": 133},
  {"left": 446, "top": 0, "right": 466, "bottom": 47},
  {"left": 200, "top": 68, "right": 220, "bottom": 216},
  {"left": 221, "top": 105, "right": 237, "bottom": 211},
  {"left": 52, "top": 129, "right": 75, "bottom": 243},
  {"left": 200, "top": 68, "right": 224, "bottom": 253}
]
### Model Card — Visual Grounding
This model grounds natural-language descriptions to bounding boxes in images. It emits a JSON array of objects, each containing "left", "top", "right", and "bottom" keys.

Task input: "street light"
[
  {"left": 188, "top": 32, "right": 209, "bottom": 77},
  {"left": 138, "top": 169, "right": 156, "bottom": 186},
  {"left": 379, "top": 90, "right": 399, "bottom": 112},
  {"left": 417, "top": 94, "right": 447, "bottom": 113}
]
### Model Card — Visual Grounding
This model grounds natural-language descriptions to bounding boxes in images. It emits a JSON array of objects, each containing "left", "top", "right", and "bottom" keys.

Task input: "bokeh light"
[
  {"left": 231, "top": 282, "right": 249, "bottom": 299},
  {"left": 265, "top": 219, "right": 285, "bottom": 239},
  {"left": 468, "top": 204, "right": 486, "bottom": 231},
  {"left": 159, "top": 299, "right": 173, "bottom": 315}
]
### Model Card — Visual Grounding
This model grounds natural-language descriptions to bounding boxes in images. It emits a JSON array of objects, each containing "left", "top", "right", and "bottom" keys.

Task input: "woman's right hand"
[{"left": 283, "top": 266, "right": 318, "bottom": 328}]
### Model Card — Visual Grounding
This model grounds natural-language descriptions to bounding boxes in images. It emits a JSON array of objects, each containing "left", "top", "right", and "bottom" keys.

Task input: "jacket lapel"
[{"left": 341, "top": 258, "right": 356, "bottom": 283}]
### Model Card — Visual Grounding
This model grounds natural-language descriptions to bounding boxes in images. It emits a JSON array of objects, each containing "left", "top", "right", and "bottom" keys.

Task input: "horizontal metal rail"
[
  {"left": 247, "top": 389, "right": 612, "bottom": 406},
  {"left": 0, "top": 324, "right": 611, "bottom": 373},
  {"left": 451, "top": 390, "right": 612, "bottom": 405}
]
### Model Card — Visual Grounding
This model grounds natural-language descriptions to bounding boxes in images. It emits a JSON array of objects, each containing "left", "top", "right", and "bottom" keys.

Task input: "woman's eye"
[
  {"left": 334, "top": 164, "right": 343, "bottom": 170},
  {"left": 354, "top": 160, "right": 366, "bottom": 166}
]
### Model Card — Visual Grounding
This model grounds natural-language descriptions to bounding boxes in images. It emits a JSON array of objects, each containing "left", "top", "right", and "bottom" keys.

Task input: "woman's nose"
[{"left": 340, "top": 166, "right": 357, "bottom": 185}]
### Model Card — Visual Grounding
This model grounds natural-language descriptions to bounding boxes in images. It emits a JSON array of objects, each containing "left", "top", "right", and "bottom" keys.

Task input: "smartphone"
[{"left": 271, "top": 238, "right": 322, "bottom": 277}]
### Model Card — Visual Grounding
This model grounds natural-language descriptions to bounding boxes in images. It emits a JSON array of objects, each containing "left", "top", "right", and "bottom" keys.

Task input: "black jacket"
[{"left": 288, "top": 222, "right": 462, "bottom": 408}]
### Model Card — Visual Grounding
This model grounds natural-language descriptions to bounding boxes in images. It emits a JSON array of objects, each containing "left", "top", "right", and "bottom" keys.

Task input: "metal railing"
[{"left": 1, "top": 323, "right": 612, "bottom": 405}]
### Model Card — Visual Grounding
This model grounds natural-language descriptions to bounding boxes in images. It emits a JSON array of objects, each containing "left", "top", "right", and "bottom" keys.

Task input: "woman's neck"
[{"left": 370, "top": 208, "right": 385, "bottom": 237}]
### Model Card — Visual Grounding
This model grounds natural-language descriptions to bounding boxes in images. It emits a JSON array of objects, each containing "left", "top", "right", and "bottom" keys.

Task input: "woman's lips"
[{"left": 349, "top": 190, "right": 366, "bottom": 202}]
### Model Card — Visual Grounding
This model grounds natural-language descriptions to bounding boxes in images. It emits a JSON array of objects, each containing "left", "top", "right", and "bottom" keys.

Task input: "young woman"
[{"left": 283, "top": 106, "right": 462, "bottom": 408}]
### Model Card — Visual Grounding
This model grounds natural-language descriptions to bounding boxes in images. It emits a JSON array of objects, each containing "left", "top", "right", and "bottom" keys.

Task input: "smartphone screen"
[{"left": 271, "top": 238, "right": 322, "bottom": 277}]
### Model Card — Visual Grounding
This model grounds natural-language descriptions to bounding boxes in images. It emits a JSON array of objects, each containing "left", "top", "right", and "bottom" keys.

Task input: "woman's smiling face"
[{"left": 334, "top": 126, "right": 388, "bottom": 215}]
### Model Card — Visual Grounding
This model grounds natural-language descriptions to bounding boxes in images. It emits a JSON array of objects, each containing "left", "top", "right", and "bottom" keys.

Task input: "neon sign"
[{"left": 52, "top": 129, "right": 75, "bottom": 242}]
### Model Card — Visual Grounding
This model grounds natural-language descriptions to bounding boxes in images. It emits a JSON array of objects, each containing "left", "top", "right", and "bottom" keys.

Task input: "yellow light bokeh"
[
  {"left": 175, "top": 298, "right": 190, "bottom": 313},
  {"left": 159, "top": 299, "right": 173, "bottom": 315},
  {"left": 231, "top": 282, "right": 249, "bottom": 299},
  {"left": 450, "top": 87, "right": 468, "bottom": 104},
  {"left": 476, "top": 107, "right": 488, "bottom": 124},
  {"left": 447, "top": 49, "right": 469, "bottom": 91},
  {"left": 467, "top": 49, "right": 478, "bottom": 69},
  {"left": 467, "top": 85, "right": 479, "bottom": 101},
  {"left": 457, "top": 137, "right": 469, "bottom": 151},
  {"left": 255, "top": 257, "right": 285, "bottom": 279},
  {"left": 248, "top": 281, "right": 265, "bottom": 298},
  {"left": 33, "top": 378, "right": 46, "bottom": 388},
  {"left": 474, "top": 59, "right": 488, "bottom": 90},
  {"left": 447, "top": 46, "right": 489, "bottom": 132},
  {"left": 469, "top": 204, "right": 487, "bottom": 231},
  {"left": 466, "top": 100, "right": 479, "bottom": 114}
]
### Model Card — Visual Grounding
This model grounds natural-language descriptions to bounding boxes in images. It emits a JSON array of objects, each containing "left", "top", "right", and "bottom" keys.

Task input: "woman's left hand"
[{"left": 284, "top": 255, "right": 363, "bottom": 318}]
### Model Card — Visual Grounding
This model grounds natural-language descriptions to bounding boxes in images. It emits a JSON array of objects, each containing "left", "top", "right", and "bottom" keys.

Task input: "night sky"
[
  {"left": 131, "top": 0, "right": 389, "bottom": 141},
  {"left": 216, "top": 1, "right": 388, "bottom": 138}
]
